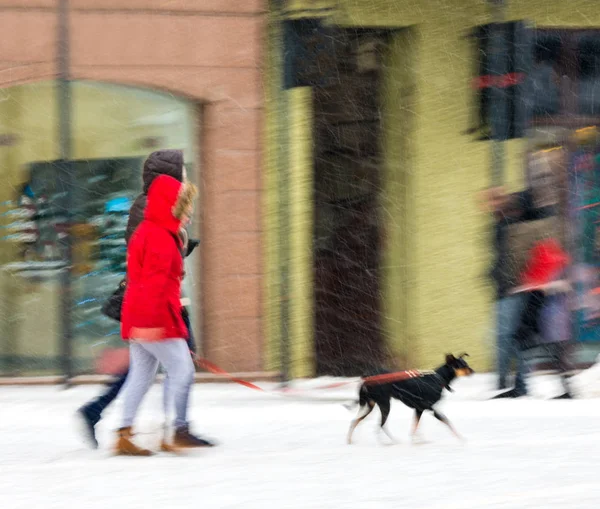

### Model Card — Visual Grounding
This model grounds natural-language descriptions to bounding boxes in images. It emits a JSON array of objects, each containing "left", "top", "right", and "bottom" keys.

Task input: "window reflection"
[
  {"left": 0, "top": 81, "right": 197, "bottom": 375},
  {"left": 578, "top": 35, "right": 600, "bottom": 115},
  {"left": 531, "top": 34, "right": 561, "bottom": 117}
]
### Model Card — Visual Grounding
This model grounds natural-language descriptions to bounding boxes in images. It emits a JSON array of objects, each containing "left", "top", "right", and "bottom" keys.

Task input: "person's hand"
[
  {"left": 542, "top": 280, "right": 571, "bottom": 294},
  {"left": 508, "top": 285, "right": 535, "bottom": 295},
  {"left": 510, "top": 280, "right": 571, "bottom": 295},
  {"left": 130, "top": 327, "right": 165, "bottom": 341},
  {"left": 477, "top": 186, "right": 508, "bottom": 213}
]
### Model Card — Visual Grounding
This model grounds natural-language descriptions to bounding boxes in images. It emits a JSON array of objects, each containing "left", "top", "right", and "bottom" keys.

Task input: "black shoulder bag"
[{"left": 101, "top": 279, "right": 126, "bottom": 322}]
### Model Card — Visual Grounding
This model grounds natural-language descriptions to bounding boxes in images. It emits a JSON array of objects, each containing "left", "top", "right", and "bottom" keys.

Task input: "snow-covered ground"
[{"left": 2, "top": 372, "right": 600, "bottom": 509}]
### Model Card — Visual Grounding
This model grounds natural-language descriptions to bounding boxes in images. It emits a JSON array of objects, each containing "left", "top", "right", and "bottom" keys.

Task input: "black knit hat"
[{"left": 142, "top": 149, "right": 184, "bottom": 194}]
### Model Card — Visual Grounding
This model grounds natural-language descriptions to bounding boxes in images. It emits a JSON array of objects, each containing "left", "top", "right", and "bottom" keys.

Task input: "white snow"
[{"left": 1, "top": 373, "right": 600, "bottom": 509}]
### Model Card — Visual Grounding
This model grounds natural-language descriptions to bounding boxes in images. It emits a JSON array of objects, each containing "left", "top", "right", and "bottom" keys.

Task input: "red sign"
[{"left": 472, "top": 72, "right": 525, "bottom": 89}]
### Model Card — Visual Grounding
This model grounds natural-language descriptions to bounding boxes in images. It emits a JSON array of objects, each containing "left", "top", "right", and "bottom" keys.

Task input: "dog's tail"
[
  {"left": 343, "top": 384, "right": 369, "bottom": 411},
  {"left": 343, "top": 400, "right": 359, "bottom": 411}
]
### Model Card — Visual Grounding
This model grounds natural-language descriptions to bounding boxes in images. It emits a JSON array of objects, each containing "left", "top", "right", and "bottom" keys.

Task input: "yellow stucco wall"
[
  {"left": 263, "top": 11, "right": 314, "bottom": 377},
  {"left": 380, "top": 28, "right": 418, "bottom": 369},
  {"left": 266, "top": 0, "right": 600, "bottom": 375}
]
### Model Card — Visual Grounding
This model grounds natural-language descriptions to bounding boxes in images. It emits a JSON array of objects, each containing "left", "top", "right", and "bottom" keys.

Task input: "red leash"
[
  {"left": 193, "top": 356, "right": 266, "bottom": 392},
  {"left": 193, "top": 354, "right": 424, "bottom": 393}
]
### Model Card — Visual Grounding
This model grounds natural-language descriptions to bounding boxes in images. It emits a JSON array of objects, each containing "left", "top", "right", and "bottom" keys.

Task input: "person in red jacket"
[
  {"left": 116, "top": 174, "right": 205, "bottom": 456},
  {"left": 77, "top": 150, "right": 203, "bottom": 450}
]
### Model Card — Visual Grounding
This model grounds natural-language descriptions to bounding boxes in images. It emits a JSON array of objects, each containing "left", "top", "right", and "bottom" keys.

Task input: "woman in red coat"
[{"left": 116, "top": 174, "right": 200, "bottom": 456}]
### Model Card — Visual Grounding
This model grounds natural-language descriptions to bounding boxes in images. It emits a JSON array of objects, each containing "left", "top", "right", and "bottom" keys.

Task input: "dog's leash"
[
  {"left": 193, "top": 353, "right": 428, "bottom": 394},
  {"left": 193, "top": 356, "right": 266, "bottom": 392}
]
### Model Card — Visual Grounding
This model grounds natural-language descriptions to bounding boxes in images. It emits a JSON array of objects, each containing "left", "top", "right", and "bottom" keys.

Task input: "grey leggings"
[{"left": 121, "top": 339, "right": 195, "bottom": 430}]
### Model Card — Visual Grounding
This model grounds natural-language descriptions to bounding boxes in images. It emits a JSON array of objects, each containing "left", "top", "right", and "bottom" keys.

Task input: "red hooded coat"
[{"left": 121, "top": 174, "right": 188, "bottom": 341}]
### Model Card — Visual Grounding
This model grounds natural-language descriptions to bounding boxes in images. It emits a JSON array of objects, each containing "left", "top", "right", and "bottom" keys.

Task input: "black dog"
[{"left": 347, "top": 353, "right": 474, "bottom": 444}]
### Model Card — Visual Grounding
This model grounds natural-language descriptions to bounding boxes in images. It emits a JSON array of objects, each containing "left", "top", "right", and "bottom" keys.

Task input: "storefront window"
[
  {"left": 0, "top": 81, "right": 198, "bottom": 376},
  {"left": 531, "top": 34, "right": 561, "bottom": 117},
  {"left": 578, "top": 35, "right": 600, "bottom": 116}
]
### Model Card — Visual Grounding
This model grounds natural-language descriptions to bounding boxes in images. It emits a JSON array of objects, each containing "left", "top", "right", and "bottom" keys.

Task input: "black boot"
[
  {"left": 77, "top": 406, "right": 100, "bottom": 449},
  {"left": 552, "top": 392, "right": 573, "bottom": 399},
  {"left": 491, "top": 387, "right": 527, "bottom": 399},
  {"left": 76, "top": 373, "right": 128, "bottom": 450},
  {"left": 552, "top": 372, "right": 575, "bottom": 400}
]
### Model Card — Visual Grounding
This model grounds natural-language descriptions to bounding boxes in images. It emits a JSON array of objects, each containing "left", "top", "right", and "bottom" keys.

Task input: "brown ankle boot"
[
  {"left": 173, "top": 425, "right": 215, "bottom": 448},
  {"left": 160, "top": 440, "right": 180, "bottom": 453},
  {"left": 115, "top": 427, "right": 153, "bottom": 456},
  {"left": 159, "top": 425, "right": 181, "bottom": 453}
]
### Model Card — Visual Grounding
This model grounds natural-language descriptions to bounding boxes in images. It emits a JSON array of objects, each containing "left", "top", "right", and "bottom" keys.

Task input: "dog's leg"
[
  {"left": 432, "top": 410, "right": 464, "bottom": 442},
  {"left": 376, "top": 400, "right": 397, "bottom": 445},
  {"left": 411, "top": 409, "right": 423, "bottom": 435},
  {"left": 347, "top": 401, "right": 374, "bottom": 445},
  {"left": 411, "top": 409, "right": 427, "bottom": 444}
]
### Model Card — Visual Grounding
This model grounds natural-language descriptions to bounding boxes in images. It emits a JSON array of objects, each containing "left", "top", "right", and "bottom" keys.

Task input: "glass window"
[
  {"left": 578, "top": 35, "right": 600, "bottom": 115},
  {"left": 531, "top": 33, "right": 562, "bottom": 117},
  {"left": 0, "top": 81, "right": 198, "bottom": 376}
]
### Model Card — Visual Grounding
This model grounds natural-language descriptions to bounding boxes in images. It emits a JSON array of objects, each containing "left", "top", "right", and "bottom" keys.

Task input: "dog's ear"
[
  {"left": 458, "top": 352, "right": 470, "bottom": 359},
  {"left": 445, "top": 353, "right": 455, "bottom": 364}
]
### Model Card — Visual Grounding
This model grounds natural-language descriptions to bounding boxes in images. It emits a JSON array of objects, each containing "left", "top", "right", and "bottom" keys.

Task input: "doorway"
[{"left": 313, "top": 28, "right": 392, "bottom": 376}]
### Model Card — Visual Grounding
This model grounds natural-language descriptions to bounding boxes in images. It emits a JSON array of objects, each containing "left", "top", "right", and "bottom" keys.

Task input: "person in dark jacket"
[
  {"left": 480, "top": 187, "right": 557, "bottom": 398},
  {"left": 480, "top": 147, "right": 563, "bottom": 398},
  {"left": 77, "top": 150, "right": 202, "bottom": 449}
]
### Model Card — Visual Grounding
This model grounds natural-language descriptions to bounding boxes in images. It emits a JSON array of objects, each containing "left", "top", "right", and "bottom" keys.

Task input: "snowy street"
[{"left": 1, "top": 374, "right": 600, "bottom": 509}]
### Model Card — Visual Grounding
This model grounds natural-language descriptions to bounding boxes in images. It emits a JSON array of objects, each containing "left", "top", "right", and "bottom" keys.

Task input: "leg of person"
[
  {"left": 552, "top": 342, "right": 574, "bottom": 399},
  {"left": 513, "top": 292, "right": 547, "bottom": 396},
  {"left": 116, "top": 342, "right": 159, "bottom": 456},
  {"left": 162, "top": 371, "right": 171, "bottom": 419},
  {"left": 512, "top": 336, "right": 530, "bottom": 397},
  {"left": 159, "top": 371, "right": 178, "bottom": 452},
  {"left": 496, "top": 297, "right": 514, "bottom": 390},
  {"left": 142, "top": 339, "right": 214, "bottom": 448},
  {"left": 77, "top": 370, "right": 128, "bottom": 449},
  {"left": 493, "top": 293, "right": 528, "bottom": 398},
  {"left": 179, "top": 307, "right": 196, "bottom": 420}
]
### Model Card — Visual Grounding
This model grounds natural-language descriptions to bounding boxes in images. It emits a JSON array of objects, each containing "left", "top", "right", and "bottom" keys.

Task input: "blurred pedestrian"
[
  {"left": 479, "top": 148, "right": 562, "bottom": 398},
  {"left": 77, "top": 150, "right": 204, "bottom": 449},
  {"left": 115, "top": 174, "right": 207, "bottom": 456}
]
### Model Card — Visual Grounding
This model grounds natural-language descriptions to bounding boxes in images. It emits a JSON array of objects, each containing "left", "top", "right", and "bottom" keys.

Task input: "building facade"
[
  {"left": 265, "top": 0, "right": 600, "bottom": 378},
  {"left": 3, "top": 0, "right": 600, "bottom": 380},
  {"left": 0, "top": 0, "right": 265, "bottom": 376}
]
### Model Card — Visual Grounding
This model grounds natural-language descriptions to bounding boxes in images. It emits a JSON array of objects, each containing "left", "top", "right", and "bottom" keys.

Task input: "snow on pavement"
[{"left": 1, "top": 373, "right": 599, "bottom": 509}]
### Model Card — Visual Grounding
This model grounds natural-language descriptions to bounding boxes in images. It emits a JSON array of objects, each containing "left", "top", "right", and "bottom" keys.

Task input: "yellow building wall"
[
  {"left": 289, "top": 88, "right": 314, "bottom": 377},
  {"left": 266, "top": 0, "right": 600, "bottom": 375},
  {"left": 263, "top": 11, "right": 314, "bottom": 377}
]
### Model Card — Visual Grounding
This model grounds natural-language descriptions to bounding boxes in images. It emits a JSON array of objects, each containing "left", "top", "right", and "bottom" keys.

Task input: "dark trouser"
[
  {"left": 81, "top": 308, "right": 195, "bottom": 422},
  {"left": 82, "top": 372, "right": 128, "bottom": 424},
  {"left": 496, "top": 293, "right": 528, "bottom": 394},
  {"left": 515, "top": 291, "right": 573, "bottom": 395},
  {"left": 544, "top": 342, "right": 573, "bottom": 394}
]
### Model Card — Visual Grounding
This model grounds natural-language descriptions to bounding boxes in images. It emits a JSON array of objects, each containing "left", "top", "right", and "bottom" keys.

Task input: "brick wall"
[{"left": 0, "top": 0, "right": 266, "bottom": 372}]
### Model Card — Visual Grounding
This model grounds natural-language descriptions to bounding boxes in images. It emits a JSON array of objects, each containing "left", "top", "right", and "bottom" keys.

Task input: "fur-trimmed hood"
[{"left": 144, "top": 174, "right": 197, "bottom": 237}]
